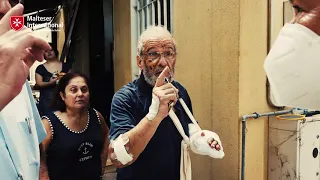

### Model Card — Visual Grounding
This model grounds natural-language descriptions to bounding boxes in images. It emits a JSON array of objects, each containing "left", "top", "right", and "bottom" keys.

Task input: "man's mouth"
[
  {"left": 155, "top": 68, "right": 166, "bottom": 75},
  {"left": 154, "top": 70, "right": 173, "bottom": 80},
  {"left": 155, "top": 71, "right": 162, "bottom": 76}
]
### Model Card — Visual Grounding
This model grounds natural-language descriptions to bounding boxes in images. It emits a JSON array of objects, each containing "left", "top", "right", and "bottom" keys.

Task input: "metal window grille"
[
  {"left": 136, "top": 0, "right": 173, "bottom": 34},
  {"left": 130, "top": 0, "right": 173, "bottom": 79}
]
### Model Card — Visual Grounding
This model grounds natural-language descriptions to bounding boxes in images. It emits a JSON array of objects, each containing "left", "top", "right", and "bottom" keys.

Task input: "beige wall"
[
  {"left": 113, "top": 0, "right": 270, "bottom": 179},
  {"left": 174, "top": 0, "right": 240, "bottom": 179},
  {"left": 113, "top": 0, "right": 132, "bottom": 91},
  {"left": 239, "top": 0, "right": 270, "bottom": 180},
  {"left": 174, "top": 0, "right": 270, "bottom": 180}
]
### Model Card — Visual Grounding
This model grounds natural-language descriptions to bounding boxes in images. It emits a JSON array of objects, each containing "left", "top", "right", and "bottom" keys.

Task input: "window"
[
  {"left": 130, "top": 0, "right": 173, "bottom": 79},
  {"left": 136, "top": 0, "right": 173, "bottom": 34}
]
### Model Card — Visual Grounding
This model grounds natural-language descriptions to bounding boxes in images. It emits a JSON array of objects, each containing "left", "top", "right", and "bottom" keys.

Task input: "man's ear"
[
  {"left": 60, "top": 92, "right": 65, "bottom": 101},
  {"left": 137, "top": 55, "right": 143, "bottom": 70}
]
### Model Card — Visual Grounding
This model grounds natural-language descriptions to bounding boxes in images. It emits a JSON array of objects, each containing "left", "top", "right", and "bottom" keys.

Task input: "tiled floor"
[
  {"left": 102, "top": 173, "right": 117, "bottom": 180},
  {"left": 103, "top": 162, "right": 117, "bottom": 180}
]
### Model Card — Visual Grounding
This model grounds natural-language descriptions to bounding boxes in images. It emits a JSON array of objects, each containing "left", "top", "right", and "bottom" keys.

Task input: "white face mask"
[{"left": 264, "top": 23, "right": 320, "bottom": 110}]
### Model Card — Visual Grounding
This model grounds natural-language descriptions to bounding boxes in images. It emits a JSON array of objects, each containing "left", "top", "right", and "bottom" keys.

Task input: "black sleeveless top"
[
  {"left": 43, "top": 108, "right": 103, "bottom": 180},
  {"left": 36, "top": 63, "right": 70, "bottom": 116}
]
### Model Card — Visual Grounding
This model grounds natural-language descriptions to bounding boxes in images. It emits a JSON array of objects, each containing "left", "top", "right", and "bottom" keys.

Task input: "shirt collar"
[{"left": 138, "top": 73, "right": 154, "bottom": 96}]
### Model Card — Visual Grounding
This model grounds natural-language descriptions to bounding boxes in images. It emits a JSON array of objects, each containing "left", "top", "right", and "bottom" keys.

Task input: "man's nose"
[
  {"left": 158, "top": 55, "right": 169, "bottom": 66},
  {"left": 0, "top": 1, "right": 11, "bottom": 17}
]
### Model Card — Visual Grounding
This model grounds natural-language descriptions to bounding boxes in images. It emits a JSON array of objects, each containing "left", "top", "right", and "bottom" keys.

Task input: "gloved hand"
[{"left": 189, "top": 124, "right": 225, "bottom": 159}]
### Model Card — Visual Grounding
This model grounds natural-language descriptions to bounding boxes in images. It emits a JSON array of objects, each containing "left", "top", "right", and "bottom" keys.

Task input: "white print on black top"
[{"left": 78, "top": 142, "right": 93, "bottom": 162}]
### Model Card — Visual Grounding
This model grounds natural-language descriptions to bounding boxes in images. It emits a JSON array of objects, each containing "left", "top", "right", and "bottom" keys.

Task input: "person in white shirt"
[
  {"left": 264, "top": 0, "right": 320, "bottom": 109},
  {"left": 0, "top": 1, "right": 51, "bottom": 179}
]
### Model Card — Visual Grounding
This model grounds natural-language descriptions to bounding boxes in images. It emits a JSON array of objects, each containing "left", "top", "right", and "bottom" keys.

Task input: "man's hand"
[
  {"left": 189, "top": 130, "right": 225, "bottom": 159},
  {"left": 0, "top": 4, "right": 51, "bottom": 110},
  {"left": 153, "top": 66, "right": 179, "bottom": 120},
  {"left": 203, "top": 132, "right": 221, "bottom": 151}
]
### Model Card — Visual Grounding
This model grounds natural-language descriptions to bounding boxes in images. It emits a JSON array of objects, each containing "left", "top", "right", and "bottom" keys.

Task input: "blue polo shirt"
[
  {"left": 109, "top": 74, "right": 193, "bottom": 180},
  {"left": 0, "top": 82, "right": 47, "bottom": 180}
]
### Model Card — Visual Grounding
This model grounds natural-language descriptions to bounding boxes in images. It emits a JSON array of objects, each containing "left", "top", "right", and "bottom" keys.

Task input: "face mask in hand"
[{"left": 264, "top": 23, "right": 320, "bottom": 110}]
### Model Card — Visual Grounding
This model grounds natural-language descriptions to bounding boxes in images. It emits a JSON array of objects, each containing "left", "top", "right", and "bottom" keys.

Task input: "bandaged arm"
[
  {"left": 188, "top": 124, "right": 225, "bottom": 159},
  {"left": 109, "top": 116, "right": 163, "bottom": 168},
  {"left": 108, "top": 93, "right": 163, "bottom": 168}
]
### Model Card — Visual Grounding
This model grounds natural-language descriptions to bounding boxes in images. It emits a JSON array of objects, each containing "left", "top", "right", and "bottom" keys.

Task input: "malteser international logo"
[
  {"left": 26, "top": 15, "right": 64, "bottom": 32},
  {"left": 10, "top": 16, "right": 24, "bottom": 31},
  {"left": 10, "top": 15, "right": 63, "bottom": 32}
]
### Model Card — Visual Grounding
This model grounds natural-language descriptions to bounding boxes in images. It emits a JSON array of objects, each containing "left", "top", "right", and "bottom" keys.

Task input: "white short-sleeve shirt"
[{"left": 0, "top": 82, "right": 47, "bottom": 180}]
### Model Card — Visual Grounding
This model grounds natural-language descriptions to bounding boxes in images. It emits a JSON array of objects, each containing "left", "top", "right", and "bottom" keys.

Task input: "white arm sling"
[{"left": 169, "top": 98, "right": 225, "bottom": 180}]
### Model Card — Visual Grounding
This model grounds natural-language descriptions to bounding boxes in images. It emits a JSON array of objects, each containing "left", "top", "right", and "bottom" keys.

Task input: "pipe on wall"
[{"left": 240, "top": 109, "right": 294, "bottom": 180}]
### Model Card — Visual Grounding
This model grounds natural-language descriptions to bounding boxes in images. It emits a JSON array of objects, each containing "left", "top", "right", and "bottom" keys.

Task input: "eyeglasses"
[{"left": 141, "top": 51, "right": 177, "bottom": 62}]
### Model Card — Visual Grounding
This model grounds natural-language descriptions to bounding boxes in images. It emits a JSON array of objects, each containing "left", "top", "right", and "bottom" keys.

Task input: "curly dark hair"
[{"left": 50, "top": 72, "right": 90, "bottom": 112}]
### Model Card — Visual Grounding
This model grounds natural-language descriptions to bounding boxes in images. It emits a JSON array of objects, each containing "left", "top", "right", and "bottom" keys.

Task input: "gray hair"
[{"left": 137, "top": 26, "right": 177, "bottom": 55}]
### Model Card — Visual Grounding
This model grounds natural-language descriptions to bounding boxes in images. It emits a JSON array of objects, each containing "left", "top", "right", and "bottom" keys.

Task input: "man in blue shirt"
[
  {"left": 108, "top": 26, "right": 221, "bottom": 180},
  {"left": 0, "top": 1, "right": 51, "bottom": 179}
]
